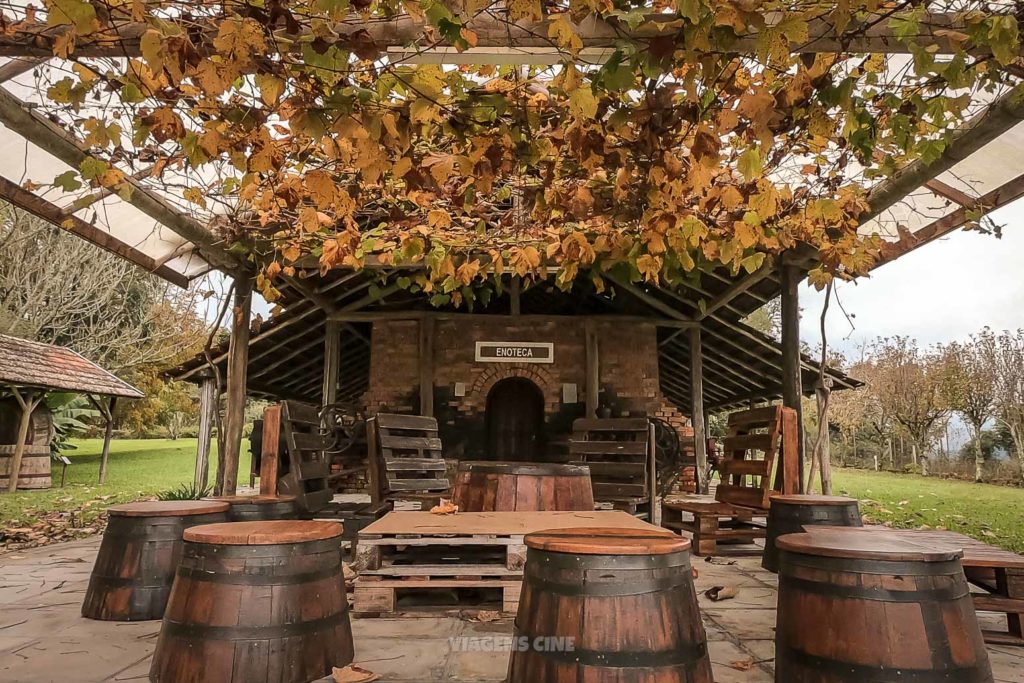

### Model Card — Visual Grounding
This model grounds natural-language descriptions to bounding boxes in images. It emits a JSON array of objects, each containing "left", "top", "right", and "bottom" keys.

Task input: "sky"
[{"left": 798, "top": 202, "right": 1024, "bottom": 359}]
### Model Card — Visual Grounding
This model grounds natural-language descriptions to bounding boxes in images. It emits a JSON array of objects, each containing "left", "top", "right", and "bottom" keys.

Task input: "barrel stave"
[{"left": 454, "top": 462, "right": 594, "bottom": 512}]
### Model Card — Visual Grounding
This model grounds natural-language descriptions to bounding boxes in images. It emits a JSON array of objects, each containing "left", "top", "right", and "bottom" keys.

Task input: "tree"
[
  {"left": 868, "top": 337, "right": 950, "bottom": 469},
  {"left": 984, "top": 330, "right": 1024, "bottom": 483},
  {"left": 944, "top": 332, "right": 998, "bottom": 481}
]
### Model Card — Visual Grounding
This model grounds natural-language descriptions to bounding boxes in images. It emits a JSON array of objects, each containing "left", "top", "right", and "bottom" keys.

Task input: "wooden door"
[{"left": 485, "top": 378, "right": 545, "bottom": 461}]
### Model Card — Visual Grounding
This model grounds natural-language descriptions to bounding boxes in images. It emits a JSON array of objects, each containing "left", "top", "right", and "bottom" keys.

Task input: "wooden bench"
[
  {"left": 568, "top": 417, "right": 656, "bottom": 519},
  {"left": 661, "top": 405, "right": 799, "bottom": 555},
  {"left": 865, "top": 527, "right": 1024, "bottom": 647}
]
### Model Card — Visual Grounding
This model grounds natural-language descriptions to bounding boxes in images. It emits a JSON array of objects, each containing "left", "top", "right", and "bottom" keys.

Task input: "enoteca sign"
[{"left": 475, "top": 341, "right": 554, "bottom": 364}]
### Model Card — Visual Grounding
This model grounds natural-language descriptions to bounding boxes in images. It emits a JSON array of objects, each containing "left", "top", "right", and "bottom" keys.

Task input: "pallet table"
[{"left": 352, "top": 510, "right": 665, "bottom": 615}]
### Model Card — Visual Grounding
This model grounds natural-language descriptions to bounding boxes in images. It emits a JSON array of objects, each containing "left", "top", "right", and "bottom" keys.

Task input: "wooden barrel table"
[
  {"left": 202, "top": 494, "right": 299, "bottom": 521},
  {"left": 150, "top": 520, "right": 354, "bottom": 683},
  {"left": 762, "top": 494, "right": 862, "bottom": 573},
  {"left": 453, "top": 462, "right": 594, "bottom": 512},
  {"left": 0, "top": 443, "right": 51, "bottom": 490},
  {"left": 82, "top": 500, "right": 230, "bottom": 621},
  {"left": 508, "top": 527, "right": 713, "bottom": 682},
  {"left": 776, "top": 527, "right": 993, "bottom": 683}
]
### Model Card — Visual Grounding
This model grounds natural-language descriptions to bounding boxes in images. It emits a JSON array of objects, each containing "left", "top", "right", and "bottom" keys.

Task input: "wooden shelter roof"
[
  {"left": 167, "top": 268, "right": 860, "bottom": 413},
  {"left": 0, "top": 333, "right": 143, "bottom": 398}
]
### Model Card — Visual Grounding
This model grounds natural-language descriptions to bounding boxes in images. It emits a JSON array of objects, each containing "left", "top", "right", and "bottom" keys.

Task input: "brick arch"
[{"left": 466, "top": 364, "right": 559, "bottom": 415}]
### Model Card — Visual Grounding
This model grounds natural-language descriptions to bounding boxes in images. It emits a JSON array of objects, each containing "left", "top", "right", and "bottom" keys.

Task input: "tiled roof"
[{"left": 0, "top": 334, "right": 144, "bottom": 398}]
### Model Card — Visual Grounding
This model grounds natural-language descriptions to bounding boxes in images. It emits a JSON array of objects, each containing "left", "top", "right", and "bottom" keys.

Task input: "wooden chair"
[
  {"left": 367, "top": 413, "right": 450, "bottom": 510},
  {"left": 568, "top": 417, "right": 656, "bottom": 519},
  {"left": 661, "top": 405, "right": 799, "bottom": 555}
]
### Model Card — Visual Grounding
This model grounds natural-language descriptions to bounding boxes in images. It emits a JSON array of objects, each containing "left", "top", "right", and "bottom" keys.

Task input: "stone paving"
[{"left": 1, "top": 537, "right": 1022, "bottom": 682}]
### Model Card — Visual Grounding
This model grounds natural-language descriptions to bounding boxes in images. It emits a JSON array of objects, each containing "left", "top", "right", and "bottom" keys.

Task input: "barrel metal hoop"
[
  {"left": 778, "top": 645, "right": 991, "bottom": 682},
  {"left": 524, "top": 573, "right": 693, "bottom": 597},
  {"left": 528, "top": 548, "right": 690, "bottom": 572},
  {"left": 176, "top": 565, "right": 341, "bottom": 586},
  {"left": 780, "top": 575, "right": 970, "bottom": 603},
  {"left": 514, "top": 635, "right": 707, "bottom": 668},
  {"left": 160, "top": 610, "right": 347, "bottom": 640},
  {"left": 183, "top": 538, "right": 342, "bottom": 559},
  {"left": 780, "top": 552, "right": 965, "bottom": 577}
]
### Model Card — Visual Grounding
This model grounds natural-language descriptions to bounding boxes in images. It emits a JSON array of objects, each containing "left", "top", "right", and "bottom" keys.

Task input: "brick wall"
[{"left": 362, "top": 317, "right": 690, "bottom": 461}]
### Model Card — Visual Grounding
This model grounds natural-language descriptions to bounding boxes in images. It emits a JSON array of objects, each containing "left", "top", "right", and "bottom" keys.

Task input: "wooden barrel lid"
[
  {"left": 525, "top": 527, "right": 689, "bottom": 555},
  {"left": 458, "top": 461, "right": 591, "bottom": 476},
  {"left": 184, "top": 520, "right": 343, "bottom": 545},
  {"left": 108, "top": 500, "right": 230, "bottom": 517},
  {"left": 776, "top": 527, "right": 962, "bottom": 563},
  {"left": 203, "top": 494, "right": 297, "bottom": 505},
  {"left": 771, "top": 494, "right": 858, "bottom": 506}
]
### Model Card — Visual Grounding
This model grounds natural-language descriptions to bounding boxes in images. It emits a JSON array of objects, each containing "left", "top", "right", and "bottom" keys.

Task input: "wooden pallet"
[
  {"left": 352, "top": 510, "right": 659, "bottom": 615},
  {"left": 661, "top": 496, "right": 767, "bottom": 555}
]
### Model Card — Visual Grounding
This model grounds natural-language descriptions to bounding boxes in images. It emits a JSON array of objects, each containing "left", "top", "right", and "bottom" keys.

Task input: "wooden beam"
[
  {"left": 689, "top": 327, "right": 709, "bottom": 494},
  {"left": 780, "top": 260, "right": 804, "bottom": 492},
  {"left": 323, "top": 320, "right": 341, "bottom": 405},
  {"left": 659, "top": 357, "right": 732, "bottom": 402},
  {"left": 194, "top": 376, "right": 216, "bottom": 490},
  {"left": 924, "top": 179, "right": 978, "bottom": 209},
  {"left": 0, "top": 174, "right": 189, "bottom": 288},
  {"left": 661, "top": 347, "right": 753, "bottom": 394},
  {"left": 606, "top": 275, "right": 693, "bottom": 322},
  {"left": 699, "top": 261, "right": 775, "bottom": 319},
  {"left": 864, "top": 82, "right": 1024, "bottom": 224},
  {"left": 0, "top": 12, "right": 1003, "bottom": 58},
  {"left": 250, "top": 333, "right": 326, "bottom": 379},
  {"left": 585, "top": 319, "right": 599, "bottom": 418},
  {"left": 874, "top": 171, "right": 1024, "bottom": 269},
  {"left": 219, "top": 277, "right": 252, "bottom": 495},
  {"left": 57, "top": 165, "right": 157, "bottom": 215},
  {"left": 0, "top": 57, "right": 46, "bottom": 83},
  {"left": 0, "top": 85, "right": 239, "bottom": 273},
  {"left": 258, "top": 404, "right": 281, "bottom": 495},
  {"left": 419, "top": 317, "right": 434, "bottom": 417}
]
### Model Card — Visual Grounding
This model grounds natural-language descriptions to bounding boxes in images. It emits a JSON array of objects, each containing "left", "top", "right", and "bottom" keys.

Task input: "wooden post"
[
  {"left": 780, "top": 260, "right": 805, "bottom": 492},
  {"left": 220, "top": 276, "right": 252, "bottom": 496},
  {"left": 648, "top": 421, "right": 658, "bottom": 523},
  {"left": 194, "top": 376, "right": 216, "bottom": 489},
  {"left": 322, "top": 320, "right": 341, "bottom": 406},
  {"left": 585, "top": 320, "right": 599, "bottom": 418},
  {"left": 510, "top": 276, "right": 521, "bottom": 316},
  {"left": 97, "top": 396, "right": 117, "bottom": 485},
  {"left": 689, "top": 327, "right": 709, "bottom": 494},
  {"left": 419, "top": 317, "right": 434, "bottom": 417},
  {"left": 258, "top": 404, "right": 281, "bottom": 495},
  {"left": 6, "top": 387, "right": 41, "bottom": 493}
]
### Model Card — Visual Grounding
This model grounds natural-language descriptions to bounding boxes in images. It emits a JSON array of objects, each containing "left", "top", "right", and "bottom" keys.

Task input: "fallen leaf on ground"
[
  {"left": 704, "top": 585, "right": 739, "bottom": 601},
  {"left": 430, "top": 499, "right": 458, "bottom": 515},
  {"left": 729, "top": 658, "right": 754, "bottom": 671},
  {"left": 333, "top": 665, "right": 379, "bottom": 682}
]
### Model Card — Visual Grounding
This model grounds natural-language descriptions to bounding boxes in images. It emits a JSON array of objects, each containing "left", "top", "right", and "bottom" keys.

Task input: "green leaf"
[
  {"left": 53, "top": 171, "right": 82, "bottom": 192},
  {"left": 79, "top": 157, "right": 108, "bottom": 181},
  {"left": 737, "top": 147, "right": 763, "bottom": 182}
]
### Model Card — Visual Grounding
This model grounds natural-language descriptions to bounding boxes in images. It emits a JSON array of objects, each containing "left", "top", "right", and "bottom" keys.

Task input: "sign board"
[{"left": 475, "top": 341, "right": 554, "bottom": 364}]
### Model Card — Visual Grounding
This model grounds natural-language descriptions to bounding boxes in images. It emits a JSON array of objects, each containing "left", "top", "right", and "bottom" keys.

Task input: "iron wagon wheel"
[
  {"left": 320, "top": 402, "right": 366, "bottom": 454},
  {"left": 648, "top": 417, "right": 681, "bottom": 496}
]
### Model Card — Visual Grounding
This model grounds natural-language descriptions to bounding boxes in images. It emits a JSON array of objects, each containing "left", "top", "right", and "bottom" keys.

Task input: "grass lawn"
[
  {"left": 0, "top": 438, "right": 251, "bottom": 532},
  {"left": 833, "top": 467, "right": 1024, "bottom": 553}
]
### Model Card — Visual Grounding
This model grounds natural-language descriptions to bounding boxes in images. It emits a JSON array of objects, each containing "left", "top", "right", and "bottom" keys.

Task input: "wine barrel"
[
  {"left": 150, "top": 520, "right": 354, "bottom": 683},
  {"left": 202, "top": 494, "right": 299, "bottom": 521},
  {"left": 508, "top": 527, "right": 714, "bottom": 683},
  {"left": 762, "top": 494, "right": 862, "bottom": 573},
  {"left": 453, "top": 461, "right": 594, "bottom": 512},
  {"left": 82, "top": 500, "right": 230, "bottom": 621},
  {"left": 776, "top": 528, "right": 993, "bottom": 683},
  {"left": 0, "top": 444, "right": 51, "bottom": 490}
]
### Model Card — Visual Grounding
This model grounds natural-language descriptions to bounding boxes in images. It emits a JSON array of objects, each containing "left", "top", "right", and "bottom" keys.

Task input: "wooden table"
[
  {"left": 352, "top": 510, "right": 668, "bottom": 615},
  {"left": 837, "top": 526, "right": 1024, "bottom": 646}
]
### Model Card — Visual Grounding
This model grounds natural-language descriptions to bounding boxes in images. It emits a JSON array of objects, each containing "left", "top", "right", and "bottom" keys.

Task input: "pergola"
[
  {"left": 0, "top": 4, "right": 1020, "bottom": 494},
  {"left": 0, "top": 333, "right": 143, "bottom": 491}
]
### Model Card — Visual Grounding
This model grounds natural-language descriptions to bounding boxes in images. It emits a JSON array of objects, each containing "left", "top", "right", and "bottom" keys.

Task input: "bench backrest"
[
  {"left": 569, "top": 417, "right": 653, "bottom": 505},
  {"left": 715, "top": 405, "right": 799, "bottom": 509},
  {"left": 279, "top": 400, "right": 333, "bottom": 512}
]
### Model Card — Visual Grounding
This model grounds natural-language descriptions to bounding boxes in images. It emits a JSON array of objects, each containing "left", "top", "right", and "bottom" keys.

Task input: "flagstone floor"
[{"left": 1, "top": 537, "right": 1022, "bottom": 682}]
